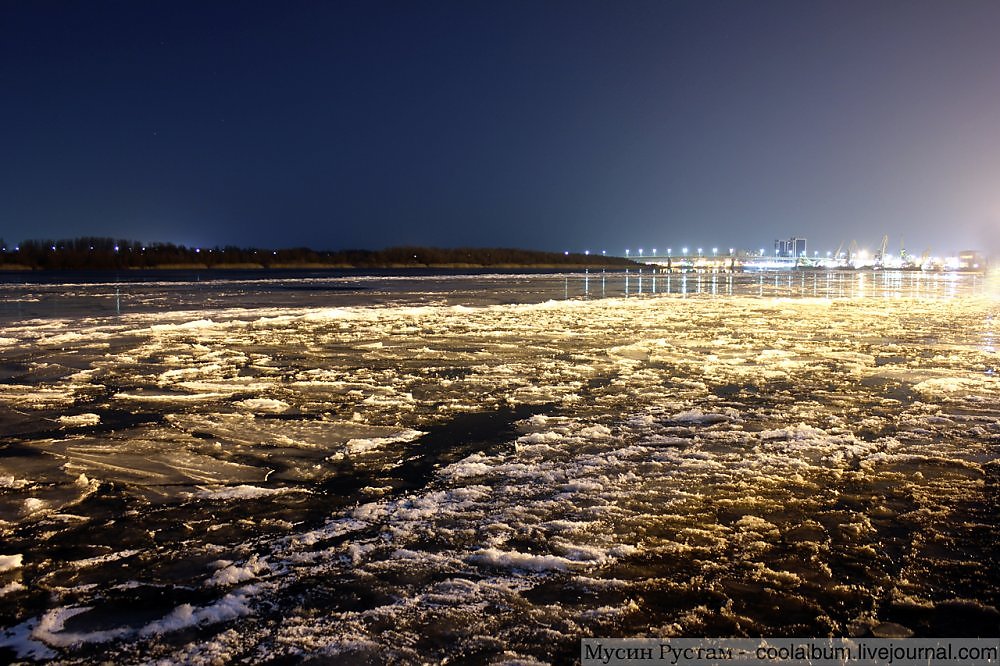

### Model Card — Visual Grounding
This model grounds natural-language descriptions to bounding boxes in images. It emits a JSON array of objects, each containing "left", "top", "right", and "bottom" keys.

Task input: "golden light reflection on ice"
[{"left": 0, "top": 273, "right": 997, "bottom": 662}]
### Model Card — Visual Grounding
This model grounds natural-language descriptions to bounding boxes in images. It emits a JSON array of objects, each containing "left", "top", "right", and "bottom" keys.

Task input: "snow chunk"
[
  {"left": 446, "top": 458, "right": 493, "bottom": 478},
  {"left": 467, "top": 548, "right": 582, "bottom": 572},
  {"left": 207, "top": 555, "right": 269, "bottom": 587},
  {"left": 149, "top": 318, "right": 218, "bottom": 332},
  {"left": 670, "top": 408, "right": 738, "bottom": 425},
  {"left": 734, "top": 516, "right": 779, "bottom": 533},
  {"left": 345, "top": 429, "right": 424, "bottom": 455},
  {"left": 912, "top": 377, "right": 977, "bottom": 396},
  {"left": 58, "top": 413, "right": 101, "bottom": 427},
  {"left": 140, "top": 592, "right": 253, "bottom": 636},
  {"left": 0, "top": 475, "right": 29, "bottom": 489},
  {"left": 516, "top": 431, "right": 562, "bottom": 445},
  {"left": 577, "top": 424, "right": 613, "bottom": 439},
  {"left": 235, "top": 398, "right": 290, "bottom": 413},
  {"left": 0, "top": 554, "right": 23, "bottom": 572},
  {"left": 194, "top": 485, "right": 307, "bottom": 501},
  {"left": 759, "top": 423, "right": 828, "bottom": 441}
]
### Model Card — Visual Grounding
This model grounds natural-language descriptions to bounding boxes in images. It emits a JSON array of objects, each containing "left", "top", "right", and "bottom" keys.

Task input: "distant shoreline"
[
  {"left": 1, "top": 262, "right": 991, "bottom": 274},
  {"left": 0, "top": 262, "right": 637, "bottom": 272},
  {"left": 0, "top": 239, "right": 641, "bottom": 272}
]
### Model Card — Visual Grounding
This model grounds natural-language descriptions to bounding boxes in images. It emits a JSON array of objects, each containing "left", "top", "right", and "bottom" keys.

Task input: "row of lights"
[
  {"left": 616, "top": 248, "right": 883, "bottom": 259},
  {"left": 6, "top": 246, "right": 286, "bottom": 256},
  {"left": 623, "top": 247, "right": 734, "bottom": 257}
]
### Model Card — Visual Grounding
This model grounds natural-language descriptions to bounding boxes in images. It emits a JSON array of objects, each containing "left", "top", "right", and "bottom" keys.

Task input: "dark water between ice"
[
  {"left": 0, "top": 269, "right": 997, "bottom": 663},
  {"left": 0, "top": 267, "right": 988, "bottom": 321}
]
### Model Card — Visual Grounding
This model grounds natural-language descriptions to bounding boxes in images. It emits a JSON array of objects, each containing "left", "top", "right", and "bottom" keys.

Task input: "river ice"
[{"left": 0, "top": 270, "right": 997, "bottom": 663}]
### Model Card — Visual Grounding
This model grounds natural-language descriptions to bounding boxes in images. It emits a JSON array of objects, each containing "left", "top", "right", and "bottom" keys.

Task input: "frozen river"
[{"left": 0, "top": 269, "right": 997, "bottom": 663}]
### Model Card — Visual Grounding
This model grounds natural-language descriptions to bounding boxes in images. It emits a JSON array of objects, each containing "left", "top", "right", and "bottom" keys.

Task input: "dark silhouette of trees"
[{"left": 0, "top": 238, "right": 638, "bottom": 270}]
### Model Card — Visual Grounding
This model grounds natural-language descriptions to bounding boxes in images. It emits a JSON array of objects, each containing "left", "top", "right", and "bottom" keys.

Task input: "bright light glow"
[{"left": 682, "top": 247, "right": 688, "bottom": 255}]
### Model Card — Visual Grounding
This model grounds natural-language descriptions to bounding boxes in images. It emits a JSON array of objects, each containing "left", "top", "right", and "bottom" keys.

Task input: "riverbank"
[
  {"left": 0, "top": 261, "right": 641, "bottom": 272},
  {"left": 0, "top": 240, "right": 641, "bottom": 272}
]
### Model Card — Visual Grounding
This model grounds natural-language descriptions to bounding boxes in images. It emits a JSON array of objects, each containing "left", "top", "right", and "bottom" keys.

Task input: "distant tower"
[{"left": 774, "top": 237, "right": 807, "bottom": 258}]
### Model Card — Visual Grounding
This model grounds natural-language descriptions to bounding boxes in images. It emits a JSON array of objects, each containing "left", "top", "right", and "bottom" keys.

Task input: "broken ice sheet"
[{"left": 0, "top": 273, "right": 997, "bottom": 663}]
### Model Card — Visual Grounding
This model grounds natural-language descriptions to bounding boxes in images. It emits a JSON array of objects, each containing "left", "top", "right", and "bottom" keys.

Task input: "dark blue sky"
[{"left": 2, "top": 1, "right": 999, "bottom": 254}]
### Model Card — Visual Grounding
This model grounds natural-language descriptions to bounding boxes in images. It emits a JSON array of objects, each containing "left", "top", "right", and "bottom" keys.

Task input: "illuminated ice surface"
[{"left": 0, "top": 270, "right": 997, "bottom": 663}]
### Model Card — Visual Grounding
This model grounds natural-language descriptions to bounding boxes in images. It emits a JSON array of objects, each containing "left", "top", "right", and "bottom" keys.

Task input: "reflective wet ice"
[{"left": 0, "top": 270, "right": 997, "bottom": 663}]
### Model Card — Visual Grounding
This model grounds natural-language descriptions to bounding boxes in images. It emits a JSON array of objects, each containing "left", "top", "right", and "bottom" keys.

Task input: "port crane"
[
  {"left": 874, "top": 235, "right": 889, "bottom": 268},
  {"left": 832, "top": 241, "right": 845, "bottom": 265}
]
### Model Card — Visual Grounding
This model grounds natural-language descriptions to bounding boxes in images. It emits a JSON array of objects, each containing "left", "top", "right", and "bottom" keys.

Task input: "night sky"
[{"left": 3, "top": 1, "right": 999, "bottom": 255}]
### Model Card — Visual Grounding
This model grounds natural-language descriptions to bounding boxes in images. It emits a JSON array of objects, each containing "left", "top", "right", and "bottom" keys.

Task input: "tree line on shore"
[{"left": 0, "top": 237, "right": 637, "bottom": 270}]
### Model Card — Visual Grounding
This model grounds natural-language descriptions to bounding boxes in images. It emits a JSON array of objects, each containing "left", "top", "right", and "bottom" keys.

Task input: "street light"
[
  {"left": 625, "top": 249, "right": 630, "bottom": 257},
  {"left": 682, "top": 247, "right": 688, "bottom": 256},
  {"left": 712, "top": 247, "right": 718, "bottom": 256}
]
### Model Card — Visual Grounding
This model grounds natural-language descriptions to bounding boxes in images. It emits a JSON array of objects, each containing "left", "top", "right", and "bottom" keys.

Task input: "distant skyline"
[{"left": 2, "top": 1, "right": 999, "bottom": 256}]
